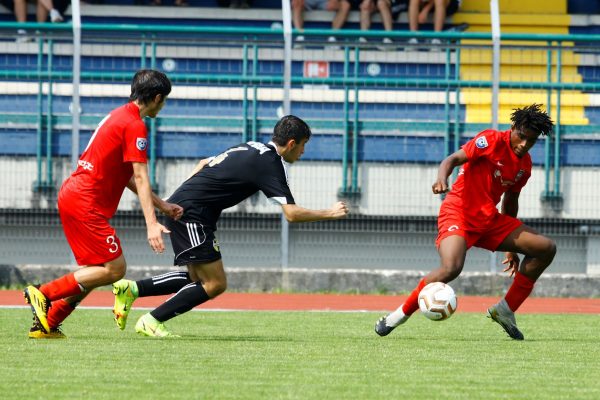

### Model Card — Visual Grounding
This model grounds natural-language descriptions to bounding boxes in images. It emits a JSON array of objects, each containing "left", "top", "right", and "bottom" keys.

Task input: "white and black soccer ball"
[{"left": 418, "top": 282, "right": 457, "bottom": 321}]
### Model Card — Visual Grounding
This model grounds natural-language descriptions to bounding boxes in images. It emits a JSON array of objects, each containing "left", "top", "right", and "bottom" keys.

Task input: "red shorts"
[
  {"left": 436, "top": 203, "right": 522, "bottom": 251},
  {"left": 58, "top": 186, "right": 123, "bottom": 266}
]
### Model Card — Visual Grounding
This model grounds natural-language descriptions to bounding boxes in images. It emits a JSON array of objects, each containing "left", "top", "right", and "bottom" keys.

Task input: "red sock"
[
  {"left": 47, "top": 299, "right": 75, "bottom": 329},
  {"left": 39, "top": 273, "right": 82, "bottom": 302},
  {"left": 504, "top": 272, "right": 535, "bottom": 312},
  {"left": 402, "top": 278, "right": 427, "bottom": 316}
]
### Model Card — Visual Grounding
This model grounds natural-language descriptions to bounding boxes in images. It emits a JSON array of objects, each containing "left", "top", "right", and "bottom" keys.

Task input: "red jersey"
[
  {"left": 443, "top": 129, "right": 531, "bottom": 229},
  {"left": 61, "top": 102, "right": 148, "bottom": 218}
]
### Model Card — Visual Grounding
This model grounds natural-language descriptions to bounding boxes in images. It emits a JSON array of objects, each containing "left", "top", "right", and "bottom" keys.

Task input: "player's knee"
[
  {"left": 340, "top": 1, "right": 351, "bottom": 11},
  {"left": 541, "top": 238, "right": 557, "bottom": 261},
  {"left": 205, "top": 279, "right": 227, "bottom": 298},
  {"left": 108, "top": 267, "right": 126, "bottom": 283},
  {"left": 104, "top": 261, "right": 126, "bottom": 283},
  {"left": 440, "top": 263, "right": 462, "bottom": 281}
]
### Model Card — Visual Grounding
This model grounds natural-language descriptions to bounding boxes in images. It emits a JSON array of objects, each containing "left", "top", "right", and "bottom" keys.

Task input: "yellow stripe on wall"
[
  {"left": 463, "top": 89, "right": 589, "bottom": 124},
  {"left": 459, "top": 0, "right": 566, "bottom": 14}
]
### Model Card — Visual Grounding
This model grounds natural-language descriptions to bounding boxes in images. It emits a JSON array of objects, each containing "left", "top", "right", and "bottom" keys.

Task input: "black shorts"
[
  {"left": 446, "top": 0, "right": 460, "bottom": 16},
  {"left": 166, "top": 218, "right": 222, "bottom": 266}
]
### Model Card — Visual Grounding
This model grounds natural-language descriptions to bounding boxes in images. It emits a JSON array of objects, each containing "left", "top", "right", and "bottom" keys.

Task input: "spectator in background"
[
  {"left": 11, "top": 0, "right": 64, "bottom": 42},
  {"left": 150, "top": 0, "right": 190, "bottom": 6},
  {"left": 292, "top": 0, "right": 351, "bottom": 47},
  {"left": 359, "top": 0, "right": 408, "bottom": 49},
  {"left": 408, "top": 0, "right": 461, "bottom": 47},
  {"left": 217, "top": 0, "right": 250, "bottom": 8}
]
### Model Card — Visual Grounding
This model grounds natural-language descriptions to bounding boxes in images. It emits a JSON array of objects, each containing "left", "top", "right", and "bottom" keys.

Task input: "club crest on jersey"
[
  {"left": 136, "top": 138, "right": 148, "bottom": 151},
  {"left": 515, "top": 169, "right": 525, "bottom": 182},
  {"left": 475, "top": 136, "right": 488, "bottom": 149}
]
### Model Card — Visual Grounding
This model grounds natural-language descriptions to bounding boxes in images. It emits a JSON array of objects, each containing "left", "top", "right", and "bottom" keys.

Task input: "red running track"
[{"left": 1, "top": 290, "right": 599, "bottom": 313}]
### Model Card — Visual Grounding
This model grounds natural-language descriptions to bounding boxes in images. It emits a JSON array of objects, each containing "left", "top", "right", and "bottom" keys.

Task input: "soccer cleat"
[
  {"left": 487, "top": 302, "right": 524, "bottom": 340},
  {"left": 29, "top": 320, "right": 66, "bottom": 339},
  {"left": 135, "top": 313, "right": 179, "bottom": 338},
  {"left": 374, "top": 312, "right": 409, "bottom": 337},
  {"left": 112, "top": 279, "right": 139, "bottom": 330},
  {"left": 24, "top": 285, "right": 50, "bottom": 333}
]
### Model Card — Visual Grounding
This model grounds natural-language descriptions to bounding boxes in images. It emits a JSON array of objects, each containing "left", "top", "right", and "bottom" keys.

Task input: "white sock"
[{"left": 385, "top": 304, "right": 409, "bottom": 327}]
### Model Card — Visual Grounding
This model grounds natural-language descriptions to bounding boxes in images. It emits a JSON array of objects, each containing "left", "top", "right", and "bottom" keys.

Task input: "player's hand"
[
  {"left": 160, "top": 202, "right": 184, "bottom": 221},
  {"left": 502, "top": 252, "right": 520, "bottom": 277},
  {"left": 147, "top": 221, "right": 170, "bottom": 253},
  {"left": 330, "top": 201, "right": 349, "bottom": 219},
  {"left": 432, "top": 179, "right": 449, "bottom": 194}
]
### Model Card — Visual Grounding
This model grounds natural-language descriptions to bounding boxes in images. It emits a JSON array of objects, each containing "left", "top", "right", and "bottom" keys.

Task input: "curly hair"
[{"left": 510, "top": 104, "right": 554, "bottom": 137}]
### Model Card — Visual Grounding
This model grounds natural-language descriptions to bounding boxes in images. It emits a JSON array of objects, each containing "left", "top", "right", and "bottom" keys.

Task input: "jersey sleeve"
[
  {"left": 256, "top": 160, "right": 296, "bottom": 205},
  {"left": 122, "top": 120, "right": 148, "bottom": 163},
  {"left": 461, "top": 130, "right": 498, "bottom": 162}
]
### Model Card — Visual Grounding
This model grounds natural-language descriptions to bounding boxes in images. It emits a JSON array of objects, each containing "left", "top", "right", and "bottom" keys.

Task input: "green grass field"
[{"left": 1, "top": 309, "right": 599, "bottom": 399}]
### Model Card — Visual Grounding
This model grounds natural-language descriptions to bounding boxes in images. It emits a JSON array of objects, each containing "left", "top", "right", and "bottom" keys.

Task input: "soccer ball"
[{"left": 418, "top": 282, "right": 457, "bottom": 321}]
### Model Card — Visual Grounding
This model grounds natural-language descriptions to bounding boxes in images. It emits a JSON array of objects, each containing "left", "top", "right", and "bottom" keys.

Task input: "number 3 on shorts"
[{"left": 106, "top": 235, "right": 119, "bottom": 253}]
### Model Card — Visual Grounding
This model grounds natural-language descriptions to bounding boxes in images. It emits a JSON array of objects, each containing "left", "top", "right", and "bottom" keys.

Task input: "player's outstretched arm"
[
  {"left": 132, "top": 162, "right": 170, "bottom": 253},
  {"left": 280, "top": 202, "right": 349, "bottom": 223},
  {"left": 126, "top": 176, "right": 183, "bottom": 220},
  {"left": 432, "top": 149, "right": 468, "bottom": 194}
]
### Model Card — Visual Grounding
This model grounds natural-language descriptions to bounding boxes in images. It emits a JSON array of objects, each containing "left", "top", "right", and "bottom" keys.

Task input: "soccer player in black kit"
[{"left": 112, "top": 115, "right": 349, "bottom": 336}]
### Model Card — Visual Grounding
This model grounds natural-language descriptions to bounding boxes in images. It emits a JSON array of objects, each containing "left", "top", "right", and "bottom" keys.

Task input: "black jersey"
[{"left": 168, "top": 141, "right": 296, "bottom": 228}]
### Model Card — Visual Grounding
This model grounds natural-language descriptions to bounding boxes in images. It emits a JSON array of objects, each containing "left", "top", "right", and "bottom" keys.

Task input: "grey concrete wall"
[{"left": 2, "top": 264, "right": 599, "bottom": 298}]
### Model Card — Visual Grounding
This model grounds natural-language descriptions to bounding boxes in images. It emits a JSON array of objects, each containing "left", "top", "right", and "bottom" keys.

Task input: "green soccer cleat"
[
  {"left": 112, "top": 279, "right": 138, "bottom": 330},
  {"left": 135, "top": 313, "right": 179, "bottom": 338},
  {"left": 23, "top": 285, "right": 50, "bottom": 333},
  {"left": 487, "top": 300, "right": 524, "bottom": 340}
]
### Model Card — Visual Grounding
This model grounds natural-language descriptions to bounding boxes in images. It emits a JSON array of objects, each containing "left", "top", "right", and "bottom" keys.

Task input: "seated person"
[{"left": 408, "top": 0, "right": 461, "bottom": 46}]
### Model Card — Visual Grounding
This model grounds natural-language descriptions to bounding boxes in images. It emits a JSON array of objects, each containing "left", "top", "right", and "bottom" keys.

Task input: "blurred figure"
[
  {"left": 12, "top": 0, "right": 64, "bottom": 42},
  {"left": 408, "top": 0, "right": 461, "bottom": 48},
  {"left": 216, "top": 0, "right": 250, "bottom": 8},
  {"left": 150, "top": 0, "right": 190, "bottom": 6},
  {"left": 359, "top": 0, "right": 408, "bottom": 49}
]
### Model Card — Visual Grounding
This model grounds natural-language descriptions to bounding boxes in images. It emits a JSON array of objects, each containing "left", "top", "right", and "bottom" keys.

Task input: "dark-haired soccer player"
[
  {"left": 24, "top": 69, "right": 183, "bottom": 338},
  {"left": 375, "top": 104, "right": 556, "bottom": 340},
  {"left": 112, "top": 115, "right": 349, "bottom": 337}
]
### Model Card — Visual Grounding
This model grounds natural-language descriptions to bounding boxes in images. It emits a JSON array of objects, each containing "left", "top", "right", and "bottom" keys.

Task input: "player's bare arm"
[
  {"left": 432, "top": 149, "right": 468, "bottom": 194},
  {"left": 132, "top": 162, "right": 171, "bottom": 253},
  {"left": 126, "top": 176, "right": 183, "bottom": 220},
  {"left": 186, "top": 158, "right": 211, "bottom": 180},
  {"left": 280, "top": 202, "right": 349, "bottom": 223},
  {"left": 500, "top": 191, "right": 522, "bottom": 276}
]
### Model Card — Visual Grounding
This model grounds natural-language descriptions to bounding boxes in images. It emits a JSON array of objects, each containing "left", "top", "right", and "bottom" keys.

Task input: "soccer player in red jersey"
[
  {"left": 23, "top": 69, "right": 183, "bottom": 338},
  {"left": 375, "top": 104, "right": 556, "bottom": 340}
]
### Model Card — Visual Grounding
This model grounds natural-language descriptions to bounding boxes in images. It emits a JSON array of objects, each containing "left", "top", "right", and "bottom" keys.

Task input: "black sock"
[
  {"left": 150, "top": 282, "right": 210, "bottom": 322},
  {"left": 137, "top": 271, "right": 192, "bottom": 297}
]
